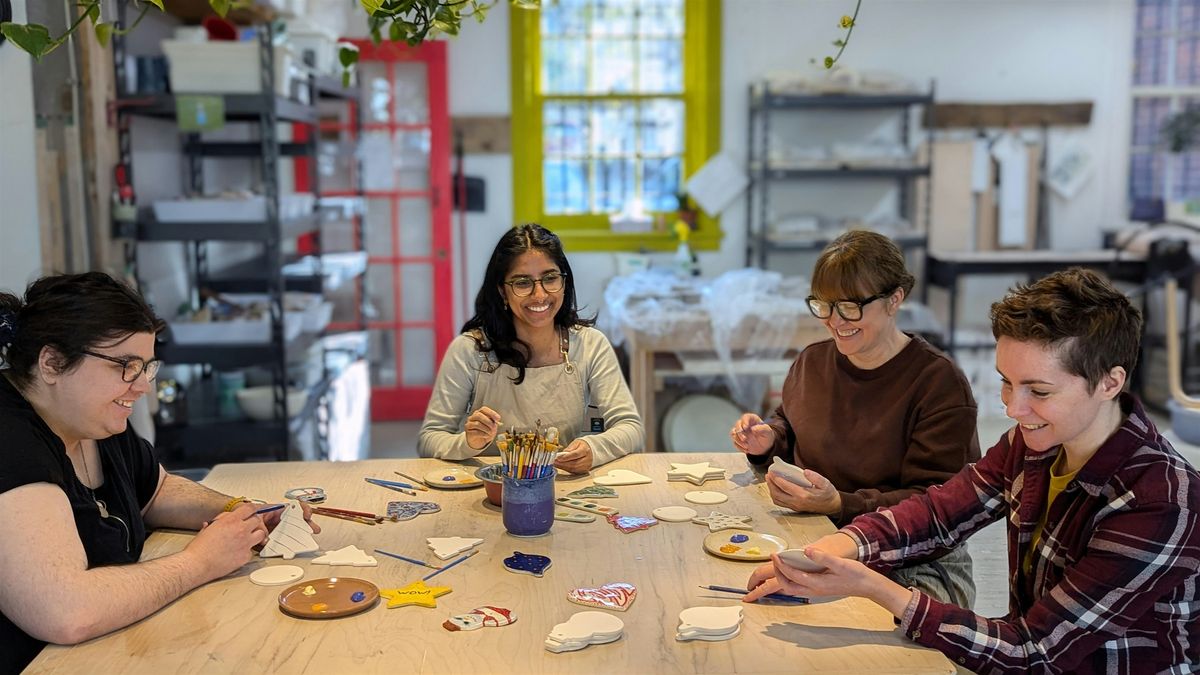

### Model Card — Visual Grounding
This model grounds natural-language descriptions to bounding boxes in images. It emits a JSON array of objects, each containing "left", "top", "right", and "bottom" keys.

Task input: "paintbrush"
[
  {"left": 375, "top": 548, "right": 441, "bottom": 569},
  {"left": 422, "top": 549, "right": 478, "bottom": 581},
  {"left": 393, "top": 470, "right": 429, "bottom": 491},
  {"left": 698, "top": 584, "right": 809, "bottom": 604},
  {"left": 312, "top": 509, "right": 377, "bottom": 526},
  {"left": 364, "top": 477, "right": 417, "bottom": 496}
]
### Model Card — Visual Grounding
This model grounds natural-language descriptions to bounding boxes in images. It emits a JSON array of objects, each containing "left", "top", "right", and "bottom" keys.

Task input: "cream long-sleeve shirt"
[{"left": 417, "top": 326, "right": 643, "bottom": 465}]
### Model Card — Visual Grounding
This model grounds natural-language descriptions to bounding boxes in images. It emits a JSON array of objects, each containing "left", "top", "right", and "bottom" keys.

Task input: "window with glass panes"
[
  {"left": 1131, "top": 0, "right": 1200, "bottom": 202},
  {"left": 511, "top": 0, "right": 721, "bottom": 251}
]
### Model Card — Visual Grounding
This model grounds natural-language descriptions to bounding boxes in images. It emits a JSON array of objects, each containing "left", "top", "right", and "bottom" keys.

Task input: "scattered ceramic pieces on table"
[
  {"left": 554, "top": 497, "right": 618, "bottom": 516},
  {"left": 567, "top": 583, "right": 637, "bottom": 611},
  {"left": 503, "top": 551, "right": 552, "bottom": 577},
  {"left": 778, "top": 548, "right": 827, "bottom": 572},
  {"left": 565, "top": 485, "right": 618, "bottom": 500},
  {"left": 427, "top": 537, "right": 484, "bottom": 560},
  {"left": 379, "top": 580, "right": 453, "bottom": 608},
  {"left": 592, "top": 469, "right": 652, "bottom": 486},
  {"left": 250, "top": 565, "right": 304, "bottom": 586},
  {"left": 768, "top": 456, "right": 814, "bottom": 488},
  {"left": 683, "top": 491, "right": 728, "bottom": 505},
  {"left": 652, "top": 505, "right": 698, "bottom": 522},
  {"left": 606, "top": 513, "right": 658, "bottom": 533},
  {"left": 312, "top": 545, "right": 378, "bottom": 567},
  {"left": 260, "top": 501, "right": 319, "bottom": 560},
  {"left": 703, "top": 531, "right": 787, "bottom": 561},
  {"left": 676, "top": 605, "right": 743, "bottom": 642},
  {"left": 443, "top": 606, "right": 516, "bottom": 631},
  {"left": 667, "top": 461, "right": 728, "bottom": 486},
  {"left": 283, "top": 486, "right": 326, "bottom": 503},
  {"left": 692, "top": 511, "right": 753, "bottom": 532},
  {"left": 544, "top": 611, "right": 625, "bottom": 653},
  {"left": 423, "top": 466, "right": 484, "bottom": 489},
  {"left": 554, "top": 510, "right": 596, "bottom": 523},
  {"left": 386, "top": 501, "right": 441, "bottom": 521}
]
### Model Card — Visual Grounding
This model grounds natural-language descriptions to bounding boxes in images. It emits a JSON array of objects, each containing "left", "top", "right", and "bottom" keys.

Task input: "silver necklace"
[{"left": 77, "top": 441, "right": 110, "bottom": 518}]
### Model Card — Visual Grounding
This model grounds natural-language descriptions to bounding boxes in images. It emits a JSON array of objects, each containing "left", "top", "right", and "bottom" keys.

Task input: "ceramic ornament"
[
  {"left": 544, "top": 611, "right": 625, "bottom": 653},
  {"left": 260, "top": 501, "right": 319, "bottom": 559},
  {"left": 768, "top": 456, "right": 814, "bottom": 488},
  {"left": 427, "top": 537, "right": 484, "bottom": 560},
  {"left": 606, "top": 513, "right": 658, "bottom": 533},
  {"left": 592, "top": 469, "right": 652, "bottom": 486},
  {"left": 567, "top": 583, "right": 637, "bottom": 612},
  {"left": 503, "top": 551, "right": 553, "bottom": 577},
  {"left": 778, "top": 548, "right": 827, "bottom": 572},
  {"left": 386, "top": 501, "right": 441, "bottom": 521},
  {"left": 312, "top": 545, "right": 378, "bottom": 567},
  {"left": 249, "top": 565, "right": 304, "bottom": 586},
  {"left": 683, "top": 491, "right": 728, "bottom": 505},
  {"left": 554, "top": 497, "right": 619, "bottom": 516},
  {"left": 379, "top": 580, "right": 453, "bottom": 608},
  {"left": 554, "top": 510, "right": 596, "bottom": 523},
  {"left": 565, "top": 485, "right": 618, "bottom": 500},
  {"left": 666, "top": 461, "right": 728, "bottom": 486},
  {"left": 443, "top": 606, "right": 516, "bottom": 632},
  {"left": 675, "top": 605, "right": 744, "bottom": 642},
  {"left": 651, "top": 505, "right": 698, "bottom": 522},
  {"left": 692, "top": 511, "right": 754, "bottom": 532}
]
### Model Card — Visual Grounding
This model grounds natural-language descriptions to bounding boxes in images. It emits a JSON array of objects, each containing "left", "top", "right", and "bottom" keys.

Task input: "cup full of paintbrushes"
[{"left": 496, "top": 425, "right": 560, "bottom": 537}]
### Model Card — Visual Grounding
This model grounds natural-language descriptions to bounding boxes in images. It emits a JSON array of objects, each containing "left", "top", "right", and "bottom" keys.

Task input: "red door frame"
[{"left": 300, "top": 40, "right": 453, "bottom": 420}]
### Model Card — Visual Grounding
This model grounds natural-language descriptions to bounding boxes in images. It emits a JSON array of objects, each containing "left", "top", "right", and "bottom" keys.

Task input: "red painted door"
[{"left": 323, "top": 40, "right": 453, "bottom": 420}]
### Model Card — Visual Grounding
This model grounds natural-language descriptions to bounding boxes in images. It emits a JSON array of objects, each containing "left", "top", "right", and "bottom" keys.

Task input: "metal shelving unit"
[
  {"left": 111, "top": 6, "right": 366, "bottom": 465},
  {"left": 745, "top": 82, "right": 936, "bottom": 268}
]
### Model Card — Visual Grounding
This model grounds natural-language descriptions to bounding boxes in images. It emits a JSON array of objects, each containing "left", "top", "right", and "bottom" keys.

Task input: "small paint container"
[
  {"left": 476, "top": 464, "right": 503, "bottom": 506},
  {"left": 501, "top": 472, "right": 554, "bottom": 537}
]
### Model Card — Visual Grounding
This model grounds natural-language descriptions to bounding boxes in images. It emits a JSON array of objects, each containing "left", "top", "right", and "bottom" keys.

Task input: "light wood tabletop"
[{"left": 27, "top": 453, "right": 954, "bottom": 674}]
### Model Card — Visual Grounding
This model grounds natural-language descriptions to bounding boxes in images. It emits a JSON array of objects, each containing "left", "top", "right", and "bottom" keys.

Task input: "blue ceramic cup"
[{"left": 501, "top": 472, "right": 554, "bottom": 537}]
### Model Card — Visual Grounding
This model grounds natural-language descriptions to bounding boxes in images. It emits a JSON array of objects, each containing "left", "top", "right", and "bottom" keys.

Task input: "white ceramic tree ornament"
[
  {"left": 259, "top": 501, "right": 319, "bottom": 560},
  {"left": 312, "top": 545, "right": 378, "bottom": 567},
  {"left": 426, "top": 537, "right": 484, "bottom": 560}
]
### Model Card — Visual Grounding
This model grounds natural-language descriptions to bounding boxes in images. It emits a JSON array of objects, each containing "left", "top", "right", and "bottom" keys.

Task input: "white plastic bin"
[
  {"left": 153, "top": 196, "right": 267, "bottom": 223},
  {"left": 162, "top": 40, "right": 295, "bottom": 96}
]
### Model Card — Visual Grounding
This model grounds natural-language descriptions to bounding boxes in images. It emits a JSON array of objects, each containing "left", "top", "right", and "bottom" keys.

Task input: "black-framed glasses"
[
  {"left": 806, "top": 291, "right": 890, "bottom": 322},
  {"left": 504, "top": 272, "right": 567, "bottom": 297},
  {"left": 81, "top": 349, "right": 162, "bottom": 383}
]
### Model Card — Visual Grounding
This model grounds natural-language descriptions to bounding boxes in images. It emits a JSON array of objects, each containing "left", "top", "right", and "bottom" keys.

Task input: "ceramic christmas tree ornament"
[
  {"left": 592, "top": 469, "right": 652, "bottom": 486},
  {"left": 565, "top": 485, "right": 618, "bottom": 500},
  {"left": 606, "top": 513, "right": 658, "bottom": 533},
  {"left": 567, "top": 583, "right": 637, "bottom": 611},
  {"left": 312, "top": 545, "right": 378, "bottom": 567},
  {"left": 260, "top": 501, "right": 319, "bottom": 559},
  {"left": 443, "top": 606, "right": 516, "bottom": 631},
  {"left": 427, "top": 537, "right": 484, "bottom": 560},
  {"left": 544, "top": 611, "right": 625, "bottom": 653}
]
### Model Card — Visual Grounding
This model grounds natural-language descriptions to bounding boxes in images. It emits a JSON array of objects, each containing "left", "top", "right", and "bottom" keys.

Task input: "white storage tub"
[
  {"left": 153, "top": 196, "right": 267, "bottom": 223},
  {"left": 162, "top": 40, "right": 296, "bottom": 96}
]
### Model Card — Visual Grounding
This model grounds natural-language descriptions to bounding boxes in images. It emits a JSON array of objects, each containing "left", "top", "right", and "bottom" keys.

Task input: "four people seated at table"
[
  {"left": 418, "top": 223, "right": 644, "bottom": 473},
  {"left": 746, "top": 268, "right": 1200, "bottom": 672},
  {"left": 731, "top": 230, "right": 980, "bottom": 608},
  {"left": 0, "top": 272, "right": 317, "bottom": 674}
]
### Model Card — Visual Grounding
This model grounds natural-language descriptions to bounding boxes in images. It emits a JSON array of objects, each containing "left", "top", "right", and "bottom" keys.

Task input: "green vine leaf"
[
  {"left": 0, "top": 23, "right": 56, "bottom": 60},
  {"left": 141, "top": 0, "right": 165, "bottom": 10},
  {"left": 210, "top": 0, "right": 232, "bottom": 17},
  {"left": 94, "top": 21, "right": 113, "bottom": 47},
  {"left": 85, "top": 3, "right": 100, "bottom": 24},
  {"left": 360, "top": 0, "right": 385, "bottom": 15}
]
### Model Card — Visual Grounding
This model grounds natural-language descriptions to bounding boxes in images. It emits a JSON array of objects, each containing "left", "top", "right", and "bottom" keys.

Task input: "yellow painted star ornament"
[{"left": 380, "top": 581, "right": 452, "bottom": 608}]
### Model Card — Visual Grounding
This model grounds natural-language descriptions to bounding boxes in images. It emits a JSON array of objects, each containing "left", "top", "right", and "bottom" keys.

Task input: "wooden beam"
[{"left": 925, "top": 102, "right": 1093, "bottom": 129}]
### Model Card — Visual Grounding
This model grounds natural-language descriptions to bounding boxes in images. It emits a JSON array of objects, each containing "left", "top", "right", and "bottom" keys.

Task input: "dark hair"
[
  {"left": 0, "top": 272, "right": 166, "bottom": 391},
  {"left": 810, "top": 230, "right": 915, "bottom": 301},
  {"left": 990, "top": 267, "right": 1143, "bottom": 390},
  {"left": 461, "top": 223, "right": 593, "bottom": 384}
]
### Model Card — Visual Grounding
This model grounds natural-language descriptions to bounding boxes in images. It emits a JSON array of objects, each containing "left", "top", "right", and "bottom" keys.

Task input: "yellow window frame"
[{"left": 510, "top": 0, "right": 721, "bottom": 252}]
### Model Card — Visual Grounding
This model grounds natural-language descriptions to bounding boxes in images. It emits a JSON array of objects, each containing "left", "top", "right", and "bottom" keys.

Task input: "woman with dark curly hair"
[{"left": 418, "top": 224, "right": 643, "bottom": 474}]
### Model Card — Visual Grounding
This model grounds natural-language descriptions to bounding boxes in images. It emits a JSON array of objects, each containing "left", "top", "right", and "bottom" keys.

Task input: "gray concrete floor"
[{"left": 372, "top": 348, "right": 1200, "bottom": 619}]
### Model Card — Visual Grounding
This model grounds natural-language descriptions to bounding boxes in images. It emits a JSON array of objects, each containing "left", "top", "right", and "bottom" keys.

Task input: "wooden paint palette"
[
  {"left": 423, "top": 466, "right": 484, "bottom": 489},
  {"left": 278, "top": 577, "right": 379, "bottom": 619},
  {"left": 554, "top": 497, "right": 619, "bottom": 516},
  {"left": 702, "top": 531, "right": 787, "bottom": 562}
]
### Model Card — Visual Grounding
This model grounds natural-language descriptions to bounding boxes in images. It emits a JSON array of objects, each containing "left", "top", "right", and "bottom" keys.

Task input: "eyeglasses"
[
  {"left": 81, "top": 350, "right": 162, "bottom": 383},
  {"left": 806, "top": 291, "right": 890, "bottom": 322},
  {"left": 504, "top": 272, "right": 567, "bottom": 297}
]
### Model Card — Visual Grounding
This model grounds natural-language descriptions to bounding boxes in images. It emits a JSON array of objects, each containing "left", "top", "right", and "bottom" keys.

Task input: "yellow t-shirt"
[{"left": 1023, "top": 451, "right": 1081, "bottom": 575}]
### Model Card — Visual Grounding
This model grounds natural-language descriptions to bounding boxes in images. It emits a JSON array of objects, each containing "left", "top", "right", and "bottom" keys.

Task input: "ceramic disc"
[
  {"left": 250, "top": 565, "right": 305, "bottom": 586},
  {"left": 651, "top": 505, "right": 698, "bottom": 522},
  {"left": 684, "top": 491, "right": 728, "bottom": 505}
]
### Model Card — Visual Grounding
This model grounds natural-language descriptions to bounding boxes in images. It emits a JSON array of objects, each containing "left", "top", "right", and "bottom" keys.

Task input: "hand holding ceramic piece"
[
  {"left": 544, "top": 611, "right": 625, "bottom": 653},
  {"left": 312, "top": 545, "right": 377, "bottom": 566},
  {"left": 503, "top": 551, "right": 552, "bottom": 577},
  {"left": 592, "top": 469, "right": 652, "bottom": 486},
  {"left": 260, "top": 501, "right": 319, "bottom": 559},
  {"left": 567, "top": 583, "right": 637, "bottom": 611},
  {"left": 778, "top": 548, "right": 828, "bottom": 572},
  {"left": 443, "top": 606, "right": 515, "bottom": 631},
  {"left": 427, "top": 536, "right": 484, "bottom": 560},
  {"left": 768, "top": 456, "right": 814, "bottom": 488},
  {"left": 676, "top": 605, "right": 743, "bottom": 642}
]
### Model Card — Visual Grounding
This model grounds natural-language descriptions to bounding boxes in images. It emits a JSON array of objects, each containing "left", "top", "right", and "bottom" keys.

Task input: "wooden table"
[{"left": 27, "top": 454, "right": 953, "bottom": 674}]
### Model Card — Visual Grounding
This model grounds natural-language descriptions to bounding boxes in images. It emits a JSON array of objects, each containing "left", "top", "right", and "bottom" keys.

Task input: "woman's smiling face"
[{"left": 501, "top": 250, "right": 563, "bottom": 336}]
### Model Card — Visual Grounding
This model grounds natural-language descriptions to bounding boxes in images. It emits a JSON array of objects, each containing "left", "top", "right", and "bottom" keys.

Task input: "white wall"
[{"left": 0, "top": 0, "right": 43, "bottom": 293}]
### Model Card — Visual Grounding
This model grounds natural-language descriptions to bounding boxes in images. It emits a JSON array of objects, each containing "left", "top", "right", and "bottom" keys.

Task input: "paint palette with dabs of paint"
[
  {"left": 702, "top": 531, "right": 787, "bottom": 562},
  {"left": 423, "top": 466, "right": 484, "bottom": 489},
  {"left": 278, "top": 577, "right": 379, "bottom": 619}
]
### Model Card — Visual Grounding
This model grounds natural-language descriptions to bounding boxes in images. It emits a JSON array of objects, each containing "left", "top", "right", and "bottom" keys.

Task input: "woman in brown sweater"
[{"left": 731, "top": 230, "right": 980, "bottom": 607}]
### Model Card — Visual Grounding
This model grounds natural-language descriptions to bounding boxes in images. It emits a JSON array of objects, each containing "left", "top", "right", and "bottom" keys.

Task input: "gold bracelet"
[{"left": 222, "top": 496, "right": 247, "bottom": 512}]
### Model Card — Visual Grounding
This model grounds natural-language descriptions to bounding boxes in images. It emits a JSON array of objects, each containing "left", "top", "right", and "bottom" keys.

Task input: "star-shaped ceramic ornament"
[
  {"left": 593, "top": 469, "right": 652, "bottom": 486},
  {"left": 380, "top": 580, "right": 452, "bottom": 608},
  {"left": 427, "top": 537, "right": 484, "bottom": 560},
  {"left": 666, "top": 461, "right": 727, "bottom": 486},
  {"left": 565, "top": 485, "right": 618, "bottom": 500},
  {"left": 312, "top": 545, "right": 378, "bottom": 566},
  {"left": 691, "top": 511, "right": 753, "bottom": 532}
]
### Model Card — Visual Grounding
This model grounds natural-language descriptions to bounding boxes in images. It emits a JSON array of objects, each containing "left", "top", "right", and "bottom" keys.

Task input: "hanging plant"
[
  {"left": 1162, "top": 106, "right": 1200, "bottom": 154},
  {"left": 814, "top": 0, "right": 862, "bottom": 69}
]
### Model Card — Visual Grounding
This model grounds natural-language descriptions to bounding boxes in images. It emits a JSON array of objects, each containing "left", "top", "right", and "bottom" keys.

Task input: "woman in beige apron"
[{"left": 418, "top": 224, "right": 643, "bottom": 473}]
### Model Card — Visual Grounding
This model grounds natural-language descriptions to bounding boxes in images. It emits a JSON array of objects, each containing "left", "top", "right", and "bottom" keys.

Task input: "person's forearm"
[
  {"left": 143, "top": 474, "right": 232, "bottom": 530},
  {"left": 867, "top": 577, "right": 917, "bottom": 619},
  {"left": 33, "top": 548, "right": 214, "bottom": 644}
]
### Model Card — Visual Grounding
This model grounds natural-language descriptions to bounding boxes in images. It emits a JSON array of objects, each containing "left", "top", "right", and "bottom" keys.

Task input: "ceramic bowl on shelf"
[{"left": 235, "top": 386, "right": 308, "bottom": 421}]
